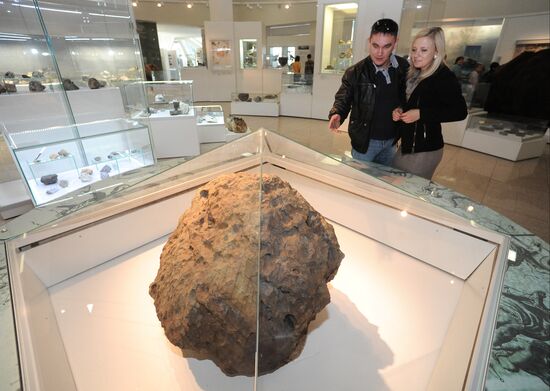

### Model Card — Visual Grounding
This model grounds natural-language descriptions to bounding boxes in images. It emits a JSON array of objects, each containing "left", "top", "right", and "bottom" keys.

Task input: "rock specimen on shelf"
[
  {"left": 62, "top": 78, "right": 79, "bottom": 91},
  {"left": 94, "top": 156, "right": 102, "bottom": 162},
  {"left": 238, "top": 92, "right": 249, "bottom": 102},
  {"left": 40, "top": 174, "right": 58, "bottom": 185},
  {"left": 253, "top": 95, "right": 263, "bottom": 102},
  {"left": 59, "top": 179, "right": 69, "bottom": 188},
  {"left": 58, "top": 149, "right": 70, "bottom": 157},
  {"left": 79, "top": 173, "right": 93, "bottom": 182},
  {"left": 264, "top": 94, "right": 277, "bottom": 100},
  {"left": 100, "top": 164, "right": 112, "bottom": 180},
  {"left": 87, "top": 77, "right": 106, "bottom": 89},
  {"left": 31, "top": 71, "right": 44, "bottom": 79},
  {"left": 49, "top": 153, "right": 59, "bottom": 160},
  {"left": 29, "top": 80, "right": 46, "bottom": 92},
  {"left": 4, "top": 71, "right": 15, "bottom": 79},
  {"left": 169, "top": 100, "right": 182, "bottom": 116},
  {"left": 46, "top": 186, "right": 60, "bottom": 195},
  {"left": 150, "top": 173, "right": 344, "bottom": 376},
  {"left": 154, "top": 94, "right": 166, "bottom": 103},
  {"left": 226, "top": 116, "right": 248, "bottom": 133},
  {"left": 80, "top": 168, "right": 93, "bottom": 175},
  {"left": 180, "top": 102, "right": 190, "bottom": 114},
  {"left": 5, "top": 83, "right": 17, "bottom": 93},
  {"left": 0, "top": 83, "right": 6, "bottom": 94}
]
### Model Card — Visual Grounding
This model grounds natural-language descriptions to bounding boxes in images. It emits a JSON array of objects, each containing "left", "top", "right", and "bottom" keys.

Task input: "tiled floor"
[{"left": 1, "top": 108, "right": 548, "bottom": 242}]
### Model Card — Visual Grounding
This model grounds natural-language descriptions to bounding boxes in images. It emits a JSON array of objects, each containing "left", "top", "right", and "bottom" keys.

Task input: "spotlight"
[
  {"left": 132, "top": 1, "right": 137, "bottom": 6},
  {"left": 284, "top": 3, "right": 290, "bottom": 9},
  {"left": 187, "top": 2, "right": 193, "bottom": 8},
  {"left": 416, "top": 4, "right": 422, "bottom": 8},
  {"left": 157, "top": 2, "right": 162, "bottom": 7}
]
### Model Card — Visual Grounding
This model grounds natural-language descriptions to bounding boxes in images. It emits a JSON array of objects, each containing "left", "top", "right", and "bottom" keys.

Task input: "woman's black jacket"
[
  {"left": 328, "top": 56, "right": 409, "bottom": 153},
  {"left": 398, "top": 65, "right": 467, "bottom": 154}
]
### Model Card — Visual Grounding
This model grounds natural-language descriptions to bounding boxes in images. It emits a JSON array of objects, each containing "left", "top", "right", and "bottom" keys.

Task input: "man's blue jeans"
[{"left": 351, "top": 139, "right": 396, "bottom": 166}]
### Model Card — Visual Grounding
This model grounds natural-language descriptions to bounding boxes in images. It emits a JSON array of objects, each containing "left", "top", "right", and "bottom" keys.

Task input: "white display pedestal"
[
  {"left": 280, "top": 93, "right": 313, "bottom": 118},
  {"left": 225, "top": 129, "right": 252, "bottom": 142},
  {"left": 148, "top": 109, "right": 200, "bottom": 158},
  {"left": 461, "top": 129, "right": 546, "bottom": 161},
  {"left": 197, "top": 122, "right": 227, "bottom": 143},
  {"left": 230, "top": 101, "right": 279, "bottom": 117},
  {"left": 441, "top": 109, "right": 486, "bottom": 146},
  {"left": 0, "top": 179, "right": 33, "bottom": 219}
]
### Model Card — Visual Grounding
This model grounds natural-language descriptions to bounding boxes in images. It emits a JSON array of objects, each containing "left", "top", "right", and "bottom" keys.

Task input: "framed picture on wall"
[
  {"left": 513, "top": 39, "right": 550, "bottom": 58},
  {"left": 210, "top": 39, "right": 233, "bottom": 71}
]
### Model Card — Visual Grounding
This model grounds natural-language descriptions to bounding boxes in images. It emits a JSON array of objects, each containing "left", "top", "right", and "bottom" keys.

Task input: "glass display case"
[
  {"left": 462, "top": 112, "right": 547, "bottom": 161},
  {"left": 320, "top": 2, "right": 358, "bottom": 74},
  {"left": 231, "top": 92, "right": 279, "bottom": 103},
  {"left": 1, "top": 129, "right": 531, "bottom": 391},
  {"left": 125, "top": 80, "right": 195, "bottom": 119},
  {"left": 195, "top": 104, "right": 227, "bottom": 143},
  {"left": 239, "top": 38, "right": 258, "bottom": 69},
  {"left": 1, "top": 118, "right": 154, "bottom": 205},
  {"left": 281, "top": 72, "right": 313, "bottom": 94},
  {"left": 210, "top": 39, "right": 233, "bottom": 71}
]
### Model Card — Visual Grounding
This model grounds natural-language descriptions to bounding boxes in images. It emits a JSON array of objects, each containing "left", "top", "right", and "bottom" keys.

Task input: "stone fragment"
[
  {"left": 62, "top": 79, "right": 79, "bottom": 91},
  {"left": 46, "top": 186, "right": 60, "bottom": 195},
  {"left": 150, "top": 173, "right": 344, "bottom": 376},
  {"left": 226, "top": 116, "right": 248, "bottom": 133},
  {"left": 59, "top": 179, "right": 69, "bottom": 188},
  {"left": 29, "top": 80, "right": 45, "bottom": 92},
  {"left": 32, "top": 71, "right": 44, "bottom": 79},
  {"left": 49, "top": 153, "right": 59, "bottom": 160},
  {"left": 4, "top": 71, "right": 15, "bottom": 79},
  {"left": 40, "top": 174, "right": 58, "bottom": 185},
  {"left": 5, "top": 83, "right": 17, "bottom": 93},
  {"left": 80, "top": 168, "right": 93, "bottom": 175},
  {"left": 0, "top": 83, "right": 6, "bottom": 94},
  {"left": 87, "top": 77, "right": 105, "bottom": 89},
  {"left": 169, "top": 100, "right": 182, "bottom": 116},
  {"left": 238, "top": 93, "right": 249, "bottom": 101},
  {"left": 79, "top": 173, "right": 93, "bottom": 182},
  {"left": 58, "top": 149, "right": 70, "bottom": 157},
  {"left": 94, "top": 156, "right": 102, "bottom": 162},
  {"left": 253, "top": 95, "right": 263, "bottom": 102}
]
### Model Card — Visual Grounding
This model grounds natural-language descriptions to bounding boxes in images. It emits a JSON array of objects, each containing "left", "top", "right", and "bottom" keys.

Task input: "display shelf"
[
  {"left": 230, "top": 92, "right": 279, "bottom": 117},
  {"left": 320, "top": 3, "right": 358, "bottom": 74},
  {"left": 461, "top": 113, "right": 547, "bottom": 161}
]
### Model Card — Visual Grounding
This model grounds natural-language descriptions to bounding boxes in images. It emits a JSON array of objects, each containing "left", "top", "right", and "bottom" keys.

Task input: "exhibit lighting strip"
[
  {"left": 11, "top": 3, "right": 82, "bottom": 14},
  {"left": 88, "top": 12, "right": 131, "bottom": 19}
]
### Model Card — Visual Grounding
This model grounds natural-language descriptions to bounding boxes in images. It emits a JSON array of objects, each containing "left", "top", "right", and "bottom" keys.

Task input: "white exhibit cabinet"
[
  {"left": 196, "top": 105, "right": 227, "bottom": 143},
  {"left": 148, "top": 109, "right": 200, "bottom": 157},
  {"left": 461, "top": 112, "right": 547, "bottom": 161},
  {"left": 3, "top": 130, "right": 509, "bottom": 391},
  {"left": 230, "top": 93, "right": 280, "bottom": 117}
]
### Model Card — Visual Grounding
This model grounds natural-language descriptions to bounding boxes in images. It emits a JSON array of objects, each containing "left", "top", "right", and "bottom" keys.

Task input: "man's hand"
[
  {"left": 400, "top": 109, "right": 420, "bottom": 124},
  {"left": 328, "top": 114, "right": 342, "bottom": 133},
  {"left": 392, "top": 107, "right": 403, "bottom": 121}
]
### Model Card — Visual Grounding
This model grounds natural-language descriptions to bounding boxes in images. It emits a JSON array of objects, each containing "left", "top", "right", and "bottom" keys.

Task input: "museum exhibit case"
[
  {"left": 3, "top": 129, "right": 547, "bottom": 391},
  {"left": 230, "top": 92, "right": 280, "bottom": 117},
  {"left": 124, "top": 80, "right": 200, "bottom": 158},
  {"left": 239, "top": 38, "right": 258, "bottom": 69},
  {"left": 461, "top": 112, "right": 548, "bottom": 161},
  {"left": 280, "top": 72, "right": 313, "bottom": 117},
  {"left": 195, "top": 104, "right": 226, "bottom": 143},
  {"left": 320, "top": 2, "right": 357, "bottom": 74},
  {"left": 1, "top": 118, "right": 155, "bottom": 206},
  {"left": 0, "top": 0, "right": 155, "bottom": 207}
]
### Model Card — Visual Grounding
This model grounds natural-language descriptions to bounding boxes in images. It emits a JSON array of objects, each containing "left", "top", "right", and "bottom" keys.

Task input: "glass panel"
[
  {"left": 123, "top": 80, "right": 194, "bottom": 118},
  {"left": 281, "top": 72, "right": 313, "bottom": 93},
  {"left": 240, "top": 38, "right": 258, "bottom": 69},
  {"left": 320, "top": 2, "right": 357, "bottom": 74}
]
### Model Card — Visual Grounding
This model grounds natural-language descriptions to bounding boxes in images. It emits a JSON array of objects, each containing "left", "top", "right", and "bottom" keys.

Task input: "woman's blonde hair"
[{"left": 408, "top": 27, "right": 446, "bottom": 80}]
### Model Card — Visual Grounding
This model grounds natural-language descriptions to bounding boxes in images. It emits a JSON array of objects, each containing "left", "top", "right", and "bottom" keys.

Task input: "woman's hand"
[
  {"left": 392, "top": 107, "right": 403, "bottom": 121},
  {"left": 400, "top": 109, "right": 420, "bottom": 124}
]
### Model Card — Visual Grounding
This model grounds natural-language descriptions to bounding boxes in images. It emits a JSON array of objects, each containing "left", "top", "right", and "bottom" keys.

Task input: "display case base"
[
  {"left": 197, "top": 123, "right": 227, "bottom": 143},
  {"left": 280, "top": 93, "right": 313, "bottom": 118},
  {"left": 0, "top": 180, "right": 32, "bottom": 219},
  {"left": 230, "top": 101, "right": 279, "bottom": 117},
  {"left": 461, "top": 129, "right": 546, "bottom": 161},
  {"left": 149, "top": 110, "right": 200, "bottom": 157}
]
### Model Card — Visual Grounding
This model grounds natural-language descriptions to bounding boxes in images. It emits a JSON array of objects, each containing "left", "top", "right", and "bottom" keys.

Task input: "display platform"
[
  {"left": 147, "top": 108, "right": 200, "bottom": 158},
  {"left": 196, "top": 105, "right": 227, "bottom": 143},
  {"left": 230, "top": 93, "right": 279, "bottom": 117},
  {"left": 0, "top": 180, "right": 32, "bottom": 219}
]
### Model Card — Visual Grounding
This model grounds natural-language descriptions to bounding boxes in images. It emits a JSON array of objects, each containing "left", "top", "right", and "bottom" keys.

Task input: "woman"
[{"left": 392, "top": 27, "right": 467, "bottom": 180}]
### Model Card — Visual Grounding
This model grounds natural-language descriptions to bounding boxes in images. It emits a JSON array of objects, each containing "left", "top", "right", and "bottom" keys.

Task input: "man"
[
  {"left": 328, "top": 18, "right": 408, "bottom": 166},
  {"left": 304, "top": 53, "right": 314, "bottom": 84}
]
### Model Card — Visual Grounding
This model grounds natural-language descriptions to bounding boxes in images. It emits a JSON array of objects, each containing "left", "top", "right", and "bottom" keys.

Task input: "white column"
[{"left": 209, "top": 0, "right": 233, "bottom": 22}]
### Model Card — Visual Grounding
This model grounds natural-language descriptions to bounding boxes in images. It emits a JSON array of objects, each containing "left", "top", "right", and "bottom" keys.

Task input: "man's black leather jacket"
[{"left": 328, "top": 55, "right": 409, "bottom": 153}]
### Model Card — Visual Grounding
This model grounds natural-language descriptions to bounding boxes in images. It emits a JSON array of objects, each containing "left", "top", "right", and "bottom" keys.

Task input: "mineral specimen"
[
  {"left": 5, "top": 83, "right": 17, "bottom": 93},
  {"left": 32, "top": 71, "right": 44, "bottom": 79},
  {"left": 169, "top": 101, "right": 182, "bottom": 116},
  {"left": 29, "top": 80, "right": 46, "bottom": 92},
  {"left": 58, "top": 149, "right": 70, "bottom": 157},
  {"left": 87, "top": 77, "right": 106, "bottom": 89},
  {"left": 79, "top": 173, "right": 93, "bottom": 182},
  {"left": 80, "top": 168, "right": 93, "bottom": 175},
  {"left": 62, "top": 79, "right": 79, "bottom": 91},
  {"left": 49, "top": 153, "right": 59, "bottom": 160},
  {"left": 253, "top": 95, "right": 263, "bottom": 102},
  {"left": 150, "top": 173, "right": 344, "bottom": 376},
  {"left": 0, "top": 83, "right": 6, "bottom": 94},
  {"left": 59, "top": 179, "right": 69, "bottom": 188},
  {"left": 40, "top": 174, "right": 58, "bottom": 185},
  {"left": 100, "top": 164, "right": 112, "bottom": 179},
  {"left": 46, "top": 186, "right": 60, "bottom": 195},
  {"left": 238, "top": 93, "right": 249, "bottom": 102},
  {"left": 226, "top": 116, "right": 248, "bottom": 133},
  {"left": 4, "top": 71, "right": 15, "bottom": 79}
]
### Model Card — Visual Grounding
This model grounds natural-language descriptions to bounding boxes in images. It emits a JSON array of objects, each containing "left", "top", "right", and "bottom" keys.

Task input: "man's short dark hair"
[
  {"left": 370, "top": 19, "right": 398, "bottom": 37},
  {"left": 455, "top": 56, "right": 465, "bottom": 64}
]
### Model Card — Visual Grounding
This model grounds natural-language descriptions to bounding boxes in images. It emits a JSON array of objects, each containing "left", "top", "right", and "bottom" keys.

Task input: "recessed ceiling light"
[
  {"left": 157, "top": 2, "right": 162, "bottom": 7},
  {"left": 284, "top": 3, "right": 290, "bottom": 9},
  {"left": 132, "top": 1, "right": 137, "bottom": 6},
  {"left": 416, "top": 4, "right": 422, "bottom": 8},
  {"left": 187, "top": 2, "right": 193, "bottom": 8}
]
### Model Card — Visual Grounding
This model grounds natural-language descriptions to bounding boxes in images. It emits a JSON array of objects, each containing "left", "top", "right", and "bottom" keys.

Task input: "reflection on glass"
[
  {"left": 321, "top": 2, "right": 358, "bottom": 74},
  {"left": 240, "top": 39, "right": 258, "bottom": 69}
]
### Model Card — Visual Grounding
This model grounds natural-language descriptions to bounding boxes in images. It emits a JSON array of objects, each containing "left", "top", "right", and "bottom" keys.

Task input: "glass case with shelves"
[
  {"left": 2, "top": 118, "right": 154, "bottom": 205},
  {"left": 231, "top": 92, "right": 279, "bottom": 103},
  {"left": 320, "top": 2, "right": 358, "bottom": 74},
  {"left": 125, "top": 80, "right": 195, "bottom": 118},
  {"left": 281, "top": 72, "right": 313, "bottom": 94},
  {"left": 240, "top": 39, "right": 258, "bottom": 69}
]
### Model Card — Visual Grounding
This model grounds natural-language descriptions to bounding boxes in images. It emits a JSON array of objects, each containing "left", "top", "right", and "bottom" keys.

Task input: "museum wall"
[
  {"left": 233, "top": 3, "right": 317, "bottom": 25},
  {"left": 493, "top": 13, "right": 550, "bottom": 64},
  {"left": 442, "top": 0, "right": 549, "bottom": 19},
  {"left": 133, "top": 3, "right": 210, "bottom": 26}
]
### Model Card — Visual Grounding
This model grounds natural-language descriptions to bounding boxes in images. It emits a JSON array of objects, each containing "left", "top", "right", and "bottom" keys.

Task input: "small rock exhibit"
[{"left": 150, "top": 173, "right": 344, "bottom": 376}]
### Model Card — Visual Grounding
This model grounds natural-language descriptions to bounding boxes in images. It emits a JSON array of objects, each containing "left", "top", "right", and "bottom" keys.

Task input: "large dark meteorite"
[{"left": 150, "top": 173, "right": 344, "bottom": 376}]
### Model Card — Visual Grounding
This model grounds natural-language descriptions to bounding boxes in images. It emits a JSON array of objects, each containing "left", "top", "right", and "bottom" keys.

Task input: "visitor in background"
[
  {"left": 469, "top": 62, "right": 485, "bottom": 89},
  {"left": 291, "top": 55, "right": 302, "bottom": 82},
  {"left": 481, "top": 61, "right": 500, "bottom": 83},
  {"left": 392, "top": 27, "right": 467, "bottom": 180},
  {"left": 451, "top": 56, "right": 465, "bottom": 79},
  {"left": 328, "top": 18, "right": 409, "bottom": 166},
  {"left": 304, "top": 54, "right": 314, "bottom": 84}
]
